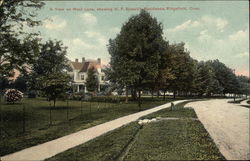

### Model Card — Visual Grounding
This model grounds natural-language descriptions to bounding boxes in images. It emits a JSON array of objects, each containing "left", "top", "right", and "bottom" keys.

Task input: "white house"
[{"left": 68, "top": 57, "right": 107, "bottom": 93}]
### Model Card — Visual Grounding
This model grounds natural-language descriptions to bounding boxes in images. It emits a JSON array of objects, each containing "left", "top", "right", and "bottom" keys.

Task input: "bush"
[
  {"left": 4, "top": 89, "right": 23, "bottom": 103},
  {"left": 28, "top": 90, "right": 37, "bottom": 98}
]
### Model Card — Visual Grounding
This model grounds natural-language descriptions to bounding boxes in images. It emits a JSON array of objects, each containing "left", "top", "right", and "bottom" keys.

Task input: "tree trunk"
[
  {"left": 131, "top": 88, "right": 137, "bottom": 101},
  {"left": 53, "top": 99, "right": 56, "bottom": 108},
  {"left": 151, "top": 89, "right": 154, "bottom": 100},
  {"left": 138, "top": 90, "right": 141, "bottom": 111},
  {"left": 173, "top": 91, "right": 176, "bottom": 99},
  {"left": 125, "top": 86, "right": 128, "bottom": 103},
  {"left": 163, "top": 90, "right": 166, "bottom": 100}
]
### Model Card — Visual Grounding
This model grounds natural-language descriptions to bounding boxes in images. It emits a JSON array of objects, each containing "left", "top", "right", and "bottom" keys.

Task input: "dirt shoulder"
[{"left": 185, "top": 99, "right": 249, "bottom": 160}]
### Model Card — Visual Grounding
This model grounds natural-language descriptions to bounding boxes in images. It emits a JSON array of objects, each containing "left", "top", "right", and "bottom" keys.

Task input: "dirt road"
[{"left": 185, "top": 99, "right": 249, "bottom": 160}]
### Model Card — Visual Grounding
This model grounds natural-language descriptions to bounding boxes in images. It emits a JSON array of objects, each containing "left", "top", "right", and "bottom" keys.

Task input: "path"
[
  {"left": 185, "top": 99, "right": 250, "bottom": 160},
  {"left": 240, "top": 99, "right": 250, "bottom": 106},
  {"left": 1, "top": 99, "right": 188, "bottom": 161}
]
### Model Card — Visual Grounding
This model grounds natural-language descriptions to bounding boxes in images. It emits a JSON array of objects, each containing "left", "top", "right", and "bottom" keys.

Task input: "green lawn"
[
  {"left": 0, "top": 97, "right": 173, "bottom": 156},
  {"left": 47, "top": 101, "right": 225, "bottom": 161}
]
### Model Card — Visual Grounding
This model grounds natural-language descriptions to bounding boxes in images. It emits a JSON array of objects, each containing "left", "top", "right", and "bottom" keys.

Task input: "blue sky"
[{"left": 30, "top": 1, "right": 249, "bottom": 76}]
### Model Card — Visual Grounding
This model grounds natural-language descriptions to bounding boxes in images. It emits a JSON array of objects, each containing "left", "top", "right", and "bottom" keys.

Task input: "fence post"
[
  {"left": 81, "top": 99, "right": 83, "bottom": 116},
  {"left": 67, "top": 100, "right": 69, "bottom": 125},
  {"left": 49, "top": 102, "right": 52, "bottom": 126},
  {"left": 89, "top": 100, "right": 91, "bottom": 113},
  {"left": 22, "top": 104, "right": 26, "bottom": 133}
]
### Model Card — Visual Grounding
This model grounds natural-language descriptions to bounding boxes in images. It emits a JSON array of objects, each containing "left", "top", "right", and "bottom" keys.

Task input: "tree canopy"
[{"left": 0, "top": 0, "right": 44, "bottom": 77}]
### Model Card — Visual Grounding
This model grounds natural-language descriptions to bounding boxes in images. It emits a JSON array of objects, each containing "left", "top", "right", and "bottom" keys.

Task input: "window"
[
  {"left": 101, "top": 76, "right": 105, "bottom": 81},
  {"left": 81, "top": 75, "right": 84, "bottom": 80}
]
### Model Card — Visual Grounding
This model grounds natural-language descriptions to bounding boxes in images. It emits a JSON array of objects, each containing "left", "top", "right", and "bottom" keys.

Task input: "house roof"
[{"left": 71, "top": 60, "right": 101, "bottom": 73}]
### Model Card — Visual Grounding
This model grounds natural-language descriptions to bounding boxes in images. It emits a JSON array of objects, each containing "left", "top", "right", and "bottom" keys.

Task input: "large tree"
[
  {"left": 207, "top": 60, "right": 240, "bottom": 95},
  {"left": 30, "top": 40, "right": 71, "bottom": 104},
  {"left": 164, "top": 43, "right": 196, "bottom": 98},
  {"left": 194, "top": 61, "right": 223, "bottom": 96},
  {"left": 107, "top": 10, "right": 166, "bottom": 109},
  {"left": 0, "top": 0, "right": 44, "bottom": 77}
]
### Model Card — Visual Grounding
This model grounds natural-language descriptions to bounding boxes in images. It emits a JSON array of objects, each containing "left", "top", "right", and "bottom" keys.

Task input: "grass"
[
  {"left": 124, "top": 120, "right": 225, "bottom": 160},
  {"left": 46, "top": 101, "right": 225, "bottom": 161},
  {"left": 141, "top": 101, "right": 198, "bottom": 119},
  {"left": 46, "top": 122, "right": 141, "bottom": 161},
  {"left": 0, "top": 97, "right": 173, "bottom": 156}
]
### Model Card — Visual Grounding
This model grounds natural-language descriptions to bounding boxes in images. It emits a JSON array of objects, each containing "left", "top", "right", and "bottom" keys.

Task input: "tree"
[
  {"left": 194, "top": 61, "right": 223, "bottom": 96},
  {"left": 0, "top": 0, "right": 44, "bottom": 77},
  {"left": 237, "top": 75, "right": 250, "bottom": 97},
  {"left": 86, "top": 67, "right": 98, "bottom": 94},
  {"left": 39, "top": 72, "right": 71, "bottom": 108},
  {"left": 207, "top": 60, "right": 240, "bottom": 95},
  {"left": 164, "top": 43, "right": 196, "bottom": 98},
  {"left": 13, "top": 74, "right": 28, "bottom": 93},
  {"left": 107, "top": 10, "right": 165, "bottom": 109},
  {"left": 31, "top": 40, "right": 71, "bottom": 105}
]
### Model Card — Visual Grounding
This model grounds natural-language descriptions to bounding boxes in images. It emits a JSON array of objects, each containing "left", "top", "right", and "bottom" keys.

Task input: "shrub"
[
  {"left": 28, "top": 90, "right": 37, "bottom": 98},
  {"left": 4, "top": 89, "right": 23, "bottom": 103}
]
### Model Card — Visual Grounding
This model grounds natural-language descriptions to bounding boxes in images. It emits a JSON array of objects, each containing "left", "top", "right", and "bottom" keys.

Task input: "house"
[{"left": 68, "top": 57, "right": 107, "bottom": 93}]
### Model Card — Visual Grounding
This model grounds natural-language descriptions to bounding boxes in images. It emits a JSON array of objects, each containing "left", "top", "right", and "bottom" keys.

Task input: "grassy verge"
[
  {"left": 141, "top": 101, "right": 198, "bottom": 119},
  {"left": 124, "top": 120, "right": 225, "bottom": 160},
  {"left": 0, "top": 97, "right": 171, "bottom": 156},
  {"left": 46, "top": 122, "right": 141, "bottom": 161},
  {"left": 46, "top": 101, "right": 225, "bottom": 161}
]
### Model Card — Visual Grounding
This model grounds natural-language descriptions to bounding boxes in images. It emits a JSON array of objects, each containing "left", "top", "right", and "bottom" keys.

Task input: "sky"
[{"left": 28, "top": 1, "right": 249, "bottom": 76}]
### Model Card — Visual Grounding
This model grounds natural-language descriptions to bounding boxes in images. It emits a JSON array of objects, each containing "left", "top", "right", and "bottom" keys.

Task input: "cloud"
[
  {"left": 198, "top": 30, "right": 212, "bottom": 41},
  {"left": 43, "top": 16, "right": 67, "bottom": 30},
  {"left": 201, "top": 15, "right": 228, "bottom": 32},
  {"left": 167, "top": 19, "right": 200, "bottom": 32},
  {"left": 166, "top": 15, "right": 228, "bottom": 33},
  {"left": 63, "top": 30, "right": 109, "bottom": 63},
  {"left": 84, "top": 31, "right": 101, "bottom": 38},
  {"left": 234, "top": 51, "right": 249, "bottom": 58},
  {"left": 80, "top": 12, "right": 97, "bottom": 26}
]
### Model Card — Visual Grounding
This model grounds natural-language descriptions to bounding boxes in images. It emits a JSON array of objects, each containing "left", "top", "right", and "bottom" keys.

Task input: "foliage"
[
  {"left": 13, "top": 74, "right": 28, "bottom": 92},
  {"left": 164, "top": 43, "right": 196, "bottom": 96},
  {"left": 86, "top": 67, "right": 99, "bottom": 93},
  {"left": 39, "top": 72, "right": 71, "bottom": 107},
  {"left": 30, "top": 40, "right": 72, "bottom": 106},
  {"left": 194, "top": 61, "right": 223, "bottom": 96},
  {"left": 4, "top": 88, "right": 23, "bottom": 103},
  {"left": 107, "top": 10, "right": 166, "bottom": 107},
  {"left": 0, "top": 0, "right": 44, "bottom": 77},
  {"left": 207, "top": 60, "right": 240, "bottom": 94}
]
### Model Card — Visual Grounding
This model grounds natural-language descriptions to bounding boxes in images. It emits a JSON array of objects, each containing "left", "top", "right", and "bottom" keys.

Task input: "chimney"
[
  {"left": 97, "top": 58, "right": 101, "bottom": 64},
  {"left": 75, "top": 58, "right": 78, "bottom": 63},
  {"left": 82, "top": 57, "right": 85, "bottom": 63}
]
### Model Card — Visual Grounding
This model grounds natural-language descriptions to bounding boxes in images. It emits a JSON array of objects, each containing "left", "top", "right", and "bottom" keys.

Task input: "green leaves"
[{"left": 86, "top": 67, "right": 99, "bottom": 93}]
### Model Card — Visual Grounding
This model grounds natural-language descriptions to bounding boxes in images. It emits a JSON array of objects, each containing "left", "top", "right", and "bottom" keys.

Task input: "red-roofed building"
[{"left": 68, "top": 57, "right": 107, "bottom": 92}]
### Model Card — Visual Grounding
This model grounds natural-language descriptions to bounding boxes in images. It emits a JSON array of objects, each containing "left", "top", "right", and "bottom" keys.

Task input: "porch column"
[{"left": 77, "top": 85, "right": 79, "bottom": 92}]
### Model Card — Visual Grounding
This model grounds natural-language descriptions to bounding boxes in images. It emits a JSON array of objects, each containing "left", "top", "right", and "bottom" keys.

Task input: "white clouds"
[
  {"left": 64, "top": 30, "right": 109, "bottom": 62},
  {"left": 167, "top": 15, "right": 228, "bottom": 34},
  {"left": 198, "top": 30, "right": 212, "bottom": 41},
  {"left": 167, "top": 19, "right": 200, "bottom": 32},
  {"left": 229, "top": 28, "right": 249, "bottom": 42},
  {"left": 201, "top": 16, "right": 228, "bottom": 32},
  {"left": 43, "top": 16, "right": 67, "bottom": 30},
  {"left": 84, "top": 31, "right": 101, "bottom": 38},
  {"left": 235, "top": 51, "right": 249, "bottom": 58},
  {"left": 80, "top": 12, "right": 97, "bottom": 26}
]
